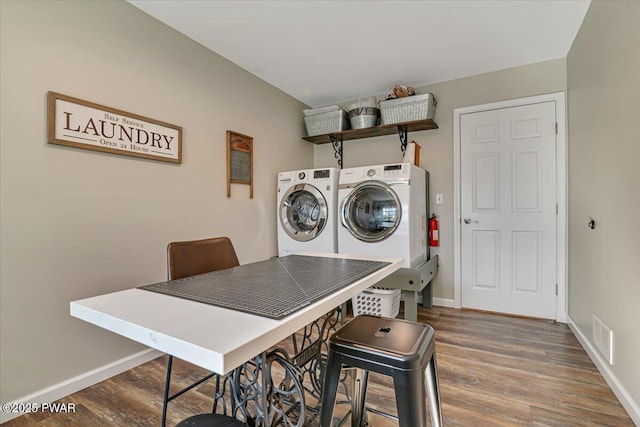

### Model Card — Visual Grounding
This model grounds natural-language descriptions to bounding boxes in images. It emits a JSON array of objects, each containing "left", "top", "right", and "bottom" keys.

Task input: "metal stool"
[
  {"left": 176, "top": 414, "right": 246, "bottom": 427},
  {"left": 319, "top": 314, "right": 442, "bottom": 427}
]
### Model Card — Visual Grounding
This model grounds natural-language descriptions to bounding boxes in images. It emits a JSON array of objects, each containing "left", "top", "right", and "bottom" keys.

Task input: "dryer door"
[
  {"left": 279, "top": 184, "right": 328, "bottom": 242},
  {"left": 342, "top": 181, "right": 402, "bottom": 242}
]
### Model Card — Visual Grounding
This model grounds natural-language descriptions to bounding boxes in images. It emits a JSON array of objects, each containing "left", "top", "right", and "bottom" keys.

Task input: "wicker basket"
[
  {"left": 379, "top": 93, "right": 437, "bottom": 125},
  {"left": 351, "top": 287, "right": 401, "bottom": 318},
  {"left": 304, "top": 109, "right": 349, "bottom": 137}
]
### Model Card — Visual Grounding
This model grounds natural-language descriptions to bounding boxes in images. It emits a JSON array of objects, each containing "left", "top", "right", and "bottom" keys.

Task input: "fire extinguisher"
[{"left": 429, "top": 214, "right": 439, "bottom": 247}]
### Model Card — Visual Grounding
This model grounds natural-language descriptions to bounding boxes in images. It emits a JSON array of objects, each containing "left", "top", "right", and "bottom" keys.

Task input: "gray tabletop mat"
[{"left": 139, "top": 255, "right": 390, "bottom": 320}]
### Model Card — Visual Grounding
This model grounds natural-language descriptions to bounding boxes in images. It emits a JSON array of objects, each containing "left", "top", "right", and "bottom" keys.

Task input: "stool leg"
[
  {"left": 393, "top": 370, "right": 427, "bottom": 427},
  {"left": 351, "top": 368, "right": 369, "bottom": 427},
  {"left": 425, "top": 354, "right": 443, "bottom": 427},
  {"left": 319, "top": 352, "right": 343, "bottom": 427}
]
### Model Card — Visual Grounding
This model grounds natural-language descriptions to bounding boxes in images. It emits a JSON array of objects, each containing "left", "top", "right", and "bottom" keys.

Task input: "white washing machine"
[
  {"left": 277, "top": 167, "right": 340, "bottom": 257},
  {"left": 338, "top": 163, "right": 427, "bottom": 268}
]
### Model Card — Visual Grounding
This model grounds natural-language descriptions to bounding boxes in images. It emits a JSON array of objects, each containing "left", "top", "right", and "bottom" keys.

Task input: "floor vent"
[{"left": 592, "top": 313, "right": 614, "bottom": 365}]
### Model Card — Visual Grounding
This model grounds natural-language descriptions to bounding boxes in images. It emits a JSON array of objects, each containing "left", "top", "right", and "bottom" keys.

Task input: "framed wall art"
[
  {"left": 226, "top": 131, "right": 253, "bottom": 198},
  {"left": 47, "top": 91, "right": 182, "bottom": 163}
]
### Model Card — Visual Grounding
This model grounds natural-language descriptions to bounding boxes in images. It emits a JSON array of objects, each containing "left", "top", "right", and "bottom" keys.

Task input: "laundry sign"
[{"left": 47, "top": 92, "right": 182, "bottom": 163}]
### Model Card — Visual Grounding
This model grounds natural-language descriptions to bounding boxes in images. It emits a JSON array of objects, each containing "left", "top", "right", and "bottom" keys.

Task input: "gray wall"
[
  {"left": 315, "top": 59, "right": 567, "bottom": 302},
  {"left": 0, "top": 1, "right": 311, "bottom": 403},
  {"left": 567, "top": 0, "right": 640, "bottom": 414}
]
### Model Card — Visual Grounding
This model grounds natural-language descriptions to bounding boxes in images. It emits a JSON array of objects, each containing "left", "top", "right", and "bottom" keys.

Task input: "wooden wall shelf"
[{"left": 302, "top": 118, "right": 438, "bottom": 144}]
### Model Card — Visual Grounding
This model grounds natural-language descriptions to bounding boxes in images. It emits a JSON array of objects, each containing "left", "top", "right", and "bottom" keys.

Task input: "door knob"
[{"left": 463, "top": 218, "right": 478, "bottom": 224}]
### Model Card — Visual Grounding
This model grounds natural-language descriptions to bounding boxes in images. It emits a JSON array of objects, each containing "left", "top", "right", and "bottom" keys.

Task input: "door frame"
[{"left": 453, "top": 92, "right": 567, "bottom": 322}]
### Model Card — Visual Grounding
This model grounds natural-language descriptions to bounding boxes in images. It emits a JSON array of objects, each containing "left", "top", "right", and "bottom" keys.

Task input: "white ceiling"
[{"left": 128, "top": 0, "right": 590, "bottom": 108}]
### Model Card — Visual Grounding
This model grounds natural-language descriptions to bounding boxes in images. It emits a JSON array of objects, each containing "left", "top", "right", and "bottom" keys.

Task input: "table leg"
[
  {"left": 290, "top": 307, "right": 344, "bottom": 403},
  {"left": 260, "top": 351, "right": 271, "bottom": 425},
  {"left": 265, "top": 351, "right": 306, "bottom": 426},
  {"left": 402, "top": 290, "right": 418, "bottom": 322},
  {"left": 232, "top": 352, "right": 304, "bottom": 426},
  {"left": 230, "top": 356, "right": 268, "bottom": 425},
  {"left": 220, "top": 308, "right": 344, "bottom": 426}
]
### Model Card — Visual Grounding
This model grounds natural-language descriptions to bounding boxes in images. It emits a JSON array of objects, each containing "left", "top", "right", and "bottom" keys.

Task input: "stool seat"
[
  {"left": 176, "top": 413, "right": 246, "bottom": 427},
  {"left": 320, "top": 315, "right": 442, "bottom": 427},
  {"left": 330, "top": 314, "right": 435, "bottom": 370}
]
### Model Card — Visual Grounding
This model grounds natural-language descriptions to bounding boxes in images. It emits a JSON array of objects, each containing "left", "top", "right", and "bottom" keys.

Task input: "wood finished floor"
[{"left": 2, "top": 306, "right": 634, "bottom": 427}]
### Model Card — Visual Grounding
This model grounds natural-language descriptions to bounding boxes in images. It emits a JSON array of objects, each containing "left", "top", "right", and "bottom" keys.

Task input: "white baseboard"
[
  {"left": 558, "top": 312, "right": 568, "bottom": 324},
  {"left": 432, "top": 297, "right": 455, "bottom": 308},
  {"left": 414, "top": 294, "right": 455, "bottom": 308},
  {"left": 0, "top": 348, "right": 163, "bottom": 424},
  {"left": 567, "top": 315, "right": 640, "bottom": 425}
]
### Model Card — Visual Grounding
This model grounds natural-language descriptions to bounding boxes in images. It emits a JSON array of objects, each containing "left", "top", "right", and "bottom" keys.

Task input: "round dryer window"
[
  {"left": 280, "top": 184, "right": 328, "bottom": 242},
  {"left": 342, "top": 181, "right": 401, "bottom": 242}
]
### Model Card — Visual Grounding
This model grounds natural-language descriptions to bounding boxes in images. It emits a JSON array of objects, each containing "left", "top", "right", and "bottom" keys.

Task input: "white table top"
[{"left": 70, "top": 252, "right": 402, "bottom": 374}]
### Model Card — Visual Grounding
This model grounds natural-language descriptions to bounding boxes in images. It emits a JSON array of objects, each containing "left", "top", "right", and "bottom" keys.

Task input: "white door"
[{"left": 460, "top": 101, "right": 557, "bottom": 319}]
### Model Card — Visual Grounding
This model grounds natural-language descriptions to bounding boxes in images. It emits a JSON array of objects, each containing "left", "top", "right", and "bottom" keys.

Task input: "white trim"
[
  {"left": 432, "top": 297, "right": 455, "bottom": 308},
  {"left": 453, "top": 92, "right": 568, "bottom": 322},
  {"left": 555, "top": 94, "right": 568, "bottom": 324},
  {"left": 453, "top": 102, "right": 462, "bottom": 309},
  {"left": 0, "top": 348, "right": 162, "bottom": 424},
  {"left": 415, "top": 294, "right": 454, "bottom": 308},
  {"left": 567, "top": 316, "right": 640, "bottom": 425}
]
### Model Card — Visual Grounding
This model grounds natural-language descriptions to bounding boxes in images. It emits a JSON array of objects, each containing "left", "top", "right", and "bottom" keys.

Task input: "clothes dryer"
[
  {"left": 277, "top": 168, "right": 339, "bottom": 257},
  {"left": 338, "top": 163, "right": 427, "bottom": 268}
]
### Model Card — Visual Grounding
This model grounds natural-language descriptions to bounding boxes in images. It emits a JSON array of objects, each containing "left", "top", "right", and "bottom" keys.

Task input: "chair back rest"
[{"left": 167, "top": 237, "right": 240, "bottom": 280}]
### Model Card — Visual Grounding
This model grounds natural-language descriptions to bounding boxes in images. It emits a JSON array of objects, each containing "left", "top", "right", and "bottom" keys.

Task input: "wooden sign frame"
[
  {"left": 227, "top": 131, "right": 253, "bottom": 198},
  {"left": 47, "top": 91, "right": 182, "bottom": 163}
]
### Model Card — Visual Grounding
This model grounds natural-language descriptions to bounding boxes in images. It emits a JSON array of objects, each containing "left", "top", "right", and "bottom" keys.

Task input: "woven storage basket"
[
  {"left": 351, "top": 287, "right": 401, "bottom": 318},
  {"left": 379, "top": 93, "right": 437, "bottom": 125},
  {"left": 304, "top": 109, "right": 349, "bottom": 136}
]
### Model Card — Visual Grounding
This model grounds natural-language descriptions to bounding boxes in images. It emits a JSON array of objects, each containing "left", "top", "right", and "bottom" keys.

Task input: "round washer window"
[
  {"left": 342, "top": 181, "right": 401, "bottom": 242},
  {"left": 280, "top": 184, "right": 327, "bottom": 242}
]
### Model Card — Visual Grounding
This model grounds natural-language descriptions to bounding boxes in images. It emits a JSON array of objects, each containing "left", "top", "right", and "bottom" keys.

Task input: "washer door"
[
  {"left": 280, "top": 184, "right": 328, "bottom": 242},
  {"left": 342, "top": 181, "right": 402, "bottom": 242}
]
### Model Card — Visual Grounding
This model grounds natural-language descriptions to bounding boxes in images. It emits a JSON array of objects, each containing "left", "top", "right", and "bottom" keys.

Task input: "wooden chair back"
[{"left": 167, "top": 237, "right": 239, "bottom": 280}]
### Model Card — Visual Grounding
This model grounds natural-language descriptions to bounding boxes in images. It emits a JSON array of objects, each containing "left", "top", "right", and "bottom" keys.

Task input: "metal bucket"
[{"left": 348, "top": 107, "right": 379, "bottom": 129}]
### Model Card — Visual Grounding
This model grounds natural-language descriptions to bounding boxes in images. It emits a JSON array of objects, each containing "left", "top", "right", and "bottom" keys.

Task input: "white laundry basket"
[{"left": 351, "top": 287, "right": 401, "bottom": 318}]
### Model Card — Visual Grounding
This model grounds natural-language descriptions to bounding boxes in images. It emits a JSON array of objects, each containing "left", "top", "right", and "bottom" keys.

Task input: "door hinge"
[
  {"left": 555, "top": 122, "right": 558, "bottom": 134},
  {"left": 556, "top": 283, "right": 558, "bottom": 295},
  {"left": 556, "top": 203, "right": 558, "bottom": 215}
]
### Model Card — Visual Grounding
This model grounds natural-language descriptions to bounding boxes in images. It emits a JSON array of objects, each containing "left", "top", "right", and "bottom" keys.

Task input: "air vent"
[{"left": 592, "top": 313, "right": 614, "bottom": 365}]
